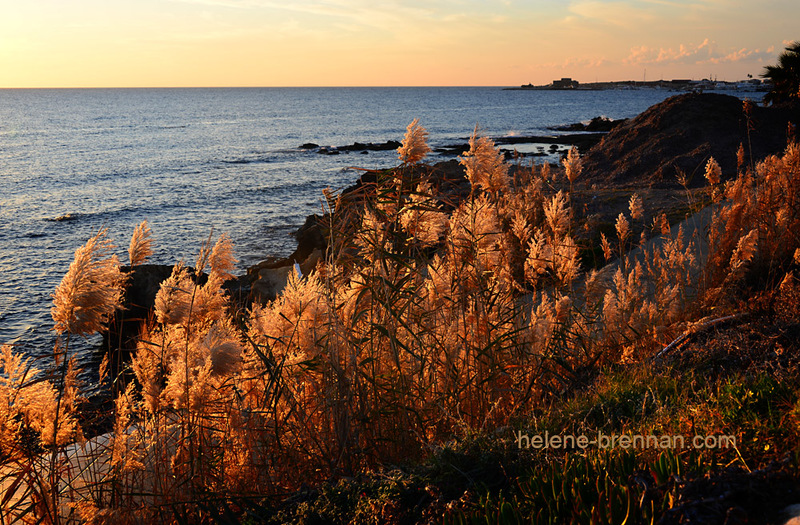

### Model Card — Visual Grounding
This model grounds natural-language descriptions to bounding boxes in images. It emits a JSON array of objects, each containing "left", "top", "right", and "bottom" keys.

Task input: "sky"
[{"left": 0, "top": 0, "right": 797, "bottom": 88}]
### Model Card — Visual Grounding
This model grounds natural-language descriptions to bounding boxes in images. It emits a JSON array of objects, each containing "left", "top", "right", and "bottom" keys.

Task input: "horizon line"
[
  {"left": 0, "top": 85, "right": 511, "bottom": 90},
  {"left": 0, "top": 77, "right": 762, "bottom": 90}
]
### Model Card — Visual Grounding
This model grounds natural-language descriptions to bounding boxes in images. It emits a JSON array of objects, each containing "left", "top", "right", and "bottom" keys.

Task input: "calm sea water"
[{"left": 0, "top": 86, "right": 741, "bottom": 373}]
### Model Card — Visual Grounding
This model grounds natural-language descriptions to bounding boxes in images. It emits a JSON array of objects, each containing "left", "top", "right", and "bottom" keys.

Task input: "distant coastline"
[{"left": 505, "top": 77, "right": 770, "bottom": 92}]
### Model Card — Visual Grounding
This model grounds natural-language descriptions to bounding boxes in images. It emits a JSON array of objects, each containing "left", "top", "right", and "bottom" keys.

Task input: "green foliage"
[
  {"left": 444, "top": 450, "right": 687, "bottom": 524},
  {"left": 762, "top": 40, "right": 800, "bottom": 105}
]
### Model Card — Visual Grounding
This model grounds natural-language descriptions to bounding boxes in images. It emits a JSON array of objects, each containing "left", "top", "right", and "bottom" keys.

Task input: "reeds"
[
  {"left": 2, "top": 120, "right": 799, "bottom": 522},
  {"left": 51, "top": 228, "right": 125, "bottom": 337}
]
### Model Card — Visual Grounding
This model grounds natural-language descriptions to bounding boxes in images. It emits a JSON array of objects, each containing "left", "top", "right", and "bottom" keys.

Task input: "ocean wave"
[{"left": 220, "top": 154, "right": 278, "bottom": 165}]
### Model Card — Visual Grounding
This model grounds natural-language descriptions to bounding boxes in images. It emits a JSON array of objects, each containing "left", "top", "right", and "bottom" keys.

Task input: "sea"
[{"left": 0, "top": 86, "right": 759, "bottom": 383}]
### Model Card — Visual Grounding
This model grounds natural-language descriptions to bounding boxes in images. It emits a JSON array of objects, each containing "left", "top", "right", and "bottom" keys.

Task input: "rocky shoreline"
[
  {"left": 106, "top": 93, "right": 800, "bottom": 358},
  {"left": 296, "top": 125, "right": 622, "bottom": 160}
]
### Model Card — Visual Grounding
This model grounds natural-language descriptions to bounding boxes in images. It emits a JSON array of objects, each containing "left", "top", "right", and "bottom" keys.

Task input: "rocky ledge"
[{"left": 299, "top": 140, "right": 402, "bottom": 155}]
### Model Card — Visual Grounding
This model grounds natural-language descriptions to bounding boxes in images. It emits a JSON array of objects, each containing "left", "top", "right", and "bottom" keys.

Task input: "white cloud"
[
  {"left": 624, "top": 39, "right": 774, "bottom": 66},
  {"left": 540, "top": 56, "right": 610, "bottom": 69}
]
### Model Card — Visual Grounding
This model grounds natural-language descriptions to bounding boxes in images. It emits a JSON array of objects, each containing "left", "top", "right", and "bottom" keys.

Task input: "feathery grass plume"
[
  {"left": 52, "top": 228, "right": 125, "bottom": 336},
  {"left": 154, "top": 263, "right": 193, "bottom": 326},
  {"left": 0, "top": 345, "right": 32, "bottom": 459},
  {"left": 190, "top": 233, "right": 237, "bottom": 326},
  {"left": 111, "top": 383, "right": 139, "bottom": 472},
  {"left": 540, "top": 161, "right": 551, "bottom": 182},
  {"left": 130, "top": 328, "right": 164, "bottom": 415},
  {"left": 197, "top": 319, "right": 243, "bottom": 376},
  {"left": 524, "top": 230, "right": 579, "bottom": 289},
  {"left": 397, "top": 118, "right": 431, "bottom": 165},
  {"left": 562, "top": 146, "right": 582, "bottom": 185},
  {"left": 207, "top": 232, "right": 236, "bottom": 280},
  {"left": 355, "top": 208, "right": 390, "bottom": 263},
  {"left": 729, "top": 228, "right": 759, "bottom": 273},
  {"left": 459, "top": 126, "right": 510, "bottom": 194},
  {"left": 399, "top": 182, "right": 448, "bottom": 247},
  {"left": 554, "top": 235, "right": 580, "bottom": 287},
  {"left": 524, "top": 230, "right": 552, "bottom": 287},
  {"left": 510, "top": 211, "right": 532, "bottom": 245},
  {"left": 704, "top": 157, "right": 722, "bottom": 185},
  {"left": 656, "top": 213, "right": 671, "bottom": 236},
  {"left": 543, "top": 190, "right": 570, "bottom": 237},
  {"left": 17, "top": 357, "right": 83, "bottom": 447},
  {"left": 615, "top": 213, "right": 631, "bottom": 243},
  {"left": 629, "top": 193, "right": 644, "bottom": 221},
  {"left": 128, "top": 220, "right": 153, "bottom": 267},
  {"left": 528, "top": 291, "right": 556, "bottom": 350},
  {"left": 249, "top": 269, "right": 330, "bottom": 364},
  {"left": 448, "top": 193, "right": 504, "bottom": 277},
  {"left": 600, "top": 232, "right": 613, "bottom": 262}
]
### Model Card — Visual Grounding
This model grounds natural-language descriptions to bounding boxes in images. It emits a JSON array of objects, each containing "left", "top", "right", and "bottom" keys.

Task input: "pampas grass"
[
  {"left": 397, "top": 118, "right": 431, "bottom": 165},
  {"left": 51, "top": 228, "right": 125, "bottom": 337},
  {"left": 127, "top": 220, "right": 152, "bottom": 268},
  {"left": 460, "top": 126, "right": 510, "bottom": 195},
  {"left": 3, "top": 119, "right": 800, "bottom": 523}
]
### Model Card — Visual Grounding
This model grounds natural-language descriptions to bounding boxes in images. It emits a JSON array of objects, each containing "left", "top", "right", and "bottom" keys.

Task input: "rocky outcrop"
[
  {"left": 106, "top": 263, "right": 250, "bottom": 353},
  {"left": 105, "top": 264, "right": 177, "bottom": 352},
  {"left": 300, "top": 140, "right": 402, "bottom": 155},
  {"left": 549, "top": 116, "right": 627, "bottom": 132},
  {"left": 580, "top": 93, "right": 800, "bottom": 188}
]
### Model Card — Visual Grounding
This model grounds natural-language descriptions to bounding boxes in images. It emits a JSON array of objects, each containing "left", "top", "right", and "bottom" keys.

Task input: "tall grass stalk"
[{"left": 1, "top": 121, "right": 798, "bottom": 522}]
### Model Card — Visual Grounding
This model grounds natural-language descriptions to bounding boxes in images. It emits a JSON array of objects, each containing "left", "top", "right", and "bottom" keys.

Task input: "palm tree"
[{"left": 762, "top": 41, "right": 800, "bottom": 105}]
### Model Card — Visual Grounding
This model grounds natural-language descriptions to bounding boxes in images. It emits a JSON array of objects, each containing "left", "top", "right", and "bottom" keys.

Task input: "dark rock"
[
  {"left": 581, "top": 93, "right": 800, "bottom": 188},
  {"left": 338, "top": 140, "right": 402, "bottom": 152},
  {"left": 104, "top": 264, "right": 183, "bottom": 358},
  {"left": 550, "top": 116, "right": 627, "bottom": 132},
  {"left": 307, "top": 140, "right": 402, "bottom": 155},
  {"left": 434, "top": 143, "right": 471, "bottom": 156},
  {"left": 106, "top": 263, "right": 251, "bottom": 353},
  {"left": 494, "top": 133, "right": 605, "bottom": 150}
]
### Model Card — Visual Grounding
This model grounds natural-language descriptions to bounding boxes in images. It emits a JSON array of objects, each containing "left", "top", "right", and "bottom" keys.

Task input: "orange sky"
[{"left": 0, "top": 0, "right": 797, "bottom": 88}]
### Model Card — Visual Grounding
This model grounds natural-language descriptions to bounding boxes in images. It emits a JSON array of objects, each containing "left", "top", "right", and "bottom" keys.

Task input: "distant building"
[{"left": 552, "top": 77, "right": 579, "bottom": 89}]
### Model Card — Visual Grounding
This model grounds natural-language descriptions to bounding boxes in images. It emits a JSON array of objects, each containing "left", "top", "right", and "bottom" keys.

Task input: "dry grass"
[{"left": 1, "top": 118, "right": 799, "bottom": 523}]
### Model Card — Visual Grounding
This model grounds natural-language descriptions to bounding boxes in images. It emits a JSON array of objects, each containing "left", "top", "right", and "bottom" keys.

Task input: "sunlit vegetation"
[{"left": 1, "top": 112, "right": 800, "bottom": 523}]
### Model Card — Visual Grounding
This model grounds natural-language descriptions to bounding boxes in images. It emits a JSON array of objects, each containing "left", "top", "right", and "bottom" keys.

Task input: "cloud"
[
  {"left": 541, "top": 56, "right": 610, "bottom": 69},
  {"left": 711, "top": 48, "right": 776, "bottom": 64},
  {"left": 624, "top": 39, "right": 774, "bottom": 66}
]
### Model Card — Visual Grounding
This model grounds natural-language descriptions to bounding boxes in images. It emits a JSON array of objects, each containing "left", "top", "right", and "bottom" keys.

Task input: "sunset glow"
[{"left": 1, "top": 1, "right": 797, "bottom": 87}]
